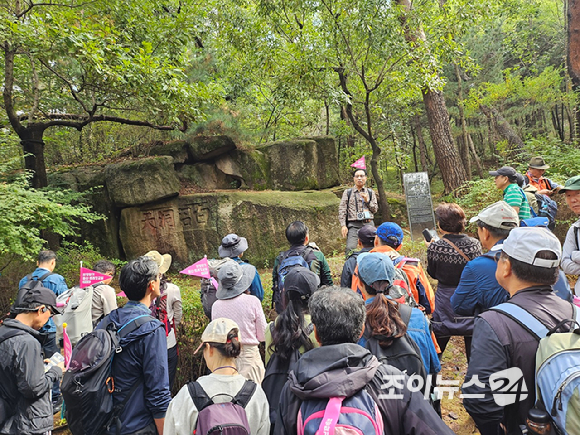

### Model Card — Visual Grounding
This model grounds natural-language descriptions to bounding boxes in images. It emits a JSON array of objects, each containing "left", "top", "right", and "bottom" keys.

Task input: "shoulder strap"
[
  {"left": 232, "top": 379, "right": 257, "bottom": 408},
  {"left": 346, "top": 188, "right": 353, "bottom": 226},
  {"left": 441, "top": 238, "right": 470, "bottom": 262},
  {"left": 0, "top": 329, "right": 26, "bottom": 346},
  {"left": 575, "top": 226, "right": 579, "bottom": 251},
  {"left": 491, "top": 303, "right": 550, "bottom": 340},
  {"left": 524, "top": 174, "right": 530, "bottom": 185},
  {"left": 117, "top": 315, "right": 156, "bottom": 339},
  {"left": 187, "top": 381, "right": 214, "bottom": 412},
  {"left": 302, "top": 246, "right": 313, "bottom": 260},
  {"left": 398, "top": 304, "right": 412, "bottom": 326},
  {"left": 368, "top": 188, "right": 373, "bottom": 202}
]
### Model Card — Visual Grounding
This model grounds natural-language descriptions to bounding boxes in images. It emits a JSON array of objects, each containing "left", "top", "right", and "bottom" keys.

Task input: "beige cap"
[
  {"left": 194, "top": 318, "right": 241, "bottom": 354},
  {"left": 503, "top": 227, "right": 561, "bottom": 268},
  {"left": 144, "top": 250, "right": 172, "bottom": 275},
  {"left": 469, "top": 201, "right": 519, "bottom": 229}
]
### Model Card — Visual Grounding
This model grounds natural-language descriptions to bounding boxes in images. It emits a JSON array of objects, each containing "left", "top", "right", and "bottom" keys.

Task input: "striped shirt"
[{"left": 503, "top": 183, "right": 532, "bottom": 220}]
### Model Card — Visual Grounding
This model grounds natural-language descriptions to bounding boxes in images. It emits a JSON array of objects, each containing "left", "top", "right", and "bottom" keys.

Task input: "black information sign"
[{"left": 403, "top": 172, "right": 436, "bottom": 241}]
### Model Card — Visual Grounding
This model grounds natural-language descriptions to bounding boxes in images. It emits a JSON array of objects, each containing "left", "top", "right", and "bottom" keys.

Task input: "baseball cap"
[
  {"left": 469, "top": 201, "right": 519, "bottom": 228},
  {"left": 357, "top": 225, "right": 377, "bottom": 245},
  {"left": 559, "top": 175, "right": 580, "bottom": 193},
  {"left": 376, "top": 222, "right": 404, "bottom": 248},
  {"left": 357, "top": 252, "right": 396, "bottom": 286},
  {"left": 489, "top": 166, "right": 518, "bottom": 181},
  {"left": 284, "top": 266, "right": 320, "bottom": 301},
  {"left": 502, "top": 227, "right": 561, "bottom": 268},
  {"left": 11, "top": 286, "right": 62, "bottom": 315},
  {"left": 194, "top": 318, "right": 241, "bottom": 354},
  {"left": 528, "top": 156, "right": 550, "bottom": 170}
]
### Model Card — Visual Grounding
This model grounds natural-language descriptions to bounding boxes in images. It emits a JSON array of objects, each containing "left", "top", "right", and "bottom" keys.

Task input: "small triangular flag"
[
  {"left": 350, "top": 156, "right": 366, "bottom": 170},
  {"left": 80, "top": 267, "right": 112, "bottom": 288},
  {"left": 180, "top": 256, "right": 211, "bottom": 279}
]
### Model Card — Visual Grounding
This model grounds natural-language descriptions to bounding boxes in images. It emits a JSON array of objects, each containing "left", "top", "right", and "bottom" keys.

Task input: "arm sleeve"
[
  {"left": 172, "top": 287, "right": 183, "bottom": 328},
  {"left": 462, "top": 317, "right": 508, "bottom": 433},
  {"left": 309, "top": 257, "right": 321, "bottom": 278},
  {"left": 142, "top": 327, "right": 172, "bottom": 418},
  {"left": 250, "top": 270, "right": 265, "bottom": 301},
  {"left": 368, "top": 189, "right": 378, "bottom": 213},
  {"left": 15, "top": 341, "right": 61, "bottom": 400},
  {"left": 340, "top": 258, "right": 354, "bottom": 288},
  {"left": 102, "top": 286, "right": 118, "bottom": 317},
  {"left": 451, "top": 264, "right": 478, "bottom": 316},
  {"left": 562, "top": 225, "right": 580, "bottom": 275},
  {"left": 426, "top": 245, "right": 437, "bottom": 280},
  {"left": 318, "top": 253, "right": 333, "bottom": 286},
  {"left": 163, "top": 386, "right": 198, "bottom": 435},
  {"left": 255, "top": 299, "right": 268, "bottom": 343},
  {"left": 338, "top": 190, "right": 349, "bottom": 226}
]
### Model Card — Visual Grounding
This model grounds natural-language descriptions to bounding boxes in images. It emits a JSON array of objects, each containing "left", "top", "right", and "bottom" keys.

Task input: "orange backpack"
[{"left": 392, "top": 257, "right": 435, "bottom": 314}]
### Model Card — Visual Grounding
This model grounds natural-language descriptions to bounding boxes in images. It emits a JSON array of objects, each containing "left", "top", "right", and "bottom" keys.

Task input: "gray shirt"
[
  {"left": 561, "top": 218, "right": 580, "bottom": 294},
  {"left": 91, "top": 284, "right": 118, "bottom": 326}
]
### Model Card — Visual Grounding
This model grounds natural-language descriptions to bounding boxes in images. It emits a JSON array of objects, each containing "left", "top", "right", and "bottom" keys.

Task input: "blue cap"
[
  {"left": 357, "top": 252, "right": 396, "bottom": 286},
  {"left": 376, "top": 222, "right": 404, "bottom": 247}
]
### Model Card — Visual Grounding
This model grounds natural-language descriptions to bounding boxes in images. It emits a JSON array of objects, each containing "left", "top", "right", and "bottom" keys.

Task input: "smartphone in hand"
[{"left": 422, "top": 228, "right": 433, "bottom": 242}]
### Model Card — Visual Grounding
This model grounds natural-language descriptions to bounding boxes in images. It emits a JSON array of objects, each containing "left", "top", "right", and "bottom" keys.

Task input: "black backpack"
[
  {"left": 261, "top": 323, "right": 314, "bottom": 424},
  {"left": 272, "top": 248, "right": 313, "bottom": 313},
  {"left": 12, "top": 272, "right": 54, "bottom": 310},
  {"left": 363, "top": 304, "right": 427, "bottom": 391},
  {"left": 62, "top": 314, "right": 157, "bottom": 435}
]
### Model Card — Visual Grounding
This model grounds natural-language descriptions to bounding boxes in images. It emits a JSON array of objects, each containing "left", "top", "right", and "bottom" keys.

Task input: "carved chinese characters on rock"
[
  {"left": 141, "top": 209, "right": 176, "bottom": 237},
  {"left": 178, "top": 203, "right": 210, "bottom": 230}
]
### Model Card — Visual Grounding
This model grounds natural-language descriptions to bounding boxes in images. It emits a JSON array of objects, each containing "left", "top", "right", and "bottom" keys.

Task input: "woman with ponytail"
[
  {"left": 263, "top": 266, "right": 320, "bottom": 424},
  {"left": 164, "top": 318, "right": 270, "bottom": 435},
  {"left": 357, "top": 252, "right": 433, "bottom": 383}
]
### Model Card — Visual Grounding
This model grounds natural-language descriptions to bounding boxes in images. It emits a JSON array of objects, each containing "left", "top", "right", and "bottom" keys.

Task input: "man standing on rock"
[{"left": 338, "top": 168, "right": 378, "bottom": 257}]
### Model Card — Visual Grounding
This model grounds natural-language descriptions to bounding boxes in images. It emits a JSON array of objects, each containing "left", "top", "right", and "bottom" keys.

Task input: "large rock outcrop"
[
  {"left": 119, "top": 190, "right": 341, "bottom": 268},
  {"left": 105, "top": 156, "right": 180, "bottom": 207}
]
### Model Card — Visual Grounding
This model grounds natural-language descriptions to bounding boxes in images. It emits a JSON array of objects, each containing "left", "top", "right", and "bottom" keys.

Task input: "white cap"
[
  {"left": 502, "top": 227, "right": 561, "bottom": 268},
  {"left": 194, "top": 318, "right": 241, "bottom": 354},
  {"left": 469, "top": 201, "right": 519, "bottom": 229}
]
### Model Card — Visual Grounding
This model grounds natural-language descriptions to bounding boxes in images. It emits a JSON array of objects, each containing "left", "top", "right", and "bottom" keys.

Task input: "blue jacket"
[
  {"left": 232, "top": 257, "right": 264, "bottom": 301},
  {"left": 451, "top": 243, "right": 508, "bottom": 316},
  {"left": 19, "top": 267, "right": 68, "bottom": 333},
  {"left": 359, "top": 298, "right": 440, "bottom": 374},
  {"left": 99, "top": 301, "right": 171, "bottom": 434}
]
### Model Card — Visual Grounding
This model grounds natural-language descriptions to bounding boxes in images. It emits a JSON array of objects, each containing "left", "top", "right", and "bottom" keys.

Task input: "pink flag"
[
  {"left": 350, "top": 156, "right": 366, "bottom": 170},
  {"left": 210, "top": 277, "right": 219, "bottom": 289},
  {"left": 117, "top": 291, "right": 126, "bottom": 298},
  {"left": 62, "top": 323, "right": 72, "bottom": 371},
  {"left": 180, "top": 256, "right": 211, "bottom": 278},
  {"left": 80, "top": 267, "right": 112, "bottom": 289}
]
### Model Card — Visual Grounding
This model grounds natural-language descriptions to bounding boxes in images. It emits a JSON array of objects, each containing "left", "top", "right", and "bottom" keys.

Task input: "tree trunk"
[
  {"left": 369, "top": 140, "right": 391, "bottom": 219},
  {"left": 480, "top": 105, "right": 526, "bottom": 158},
  {"left": 20, "top": 127, "right": 48, "bottom": 188},
  {"left": 423, "top": 90, "right": 468, "bottom": 193},
  {"left": 568, "top": 0, "right": 580, "bottom": 137},
  {"left": 455, "top": 64, "right": 471, "bottom": 180},
  {"left": 467, "top": 133, "right": 484, "bottom": 178},
  {"left": 412, "top": 115, "right": 429, "bottom": 173}
]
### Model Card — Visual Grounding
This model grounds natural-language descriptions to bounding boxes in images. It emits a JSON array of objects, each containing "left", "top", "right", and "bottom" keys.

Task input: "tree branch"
[
  {"left": 15, "top": 1, "right": 98, "bottom": 19},
  {"left": 37, "top": 58, "right": 90, "bottom": 114},
  {"left": 3, "top": 43, "right": 22, "bottom": 135}
]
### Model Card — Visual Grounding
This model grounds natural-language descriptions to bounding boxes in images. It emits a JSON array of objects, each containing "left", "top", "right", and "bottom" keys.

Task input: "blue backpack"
[
  {"left": 297, "top": 389, "right": 383, "bottom": 435},
  {"left": 492, "top": 303, "right": 580, "bottom": 435}
]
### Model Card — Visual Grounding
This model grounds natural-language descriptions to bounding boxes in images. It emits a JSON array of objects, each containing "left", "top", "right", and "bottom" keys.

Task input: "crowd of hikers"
[{"left": 1, "top": 156, "right": 580, "bottom": 435}]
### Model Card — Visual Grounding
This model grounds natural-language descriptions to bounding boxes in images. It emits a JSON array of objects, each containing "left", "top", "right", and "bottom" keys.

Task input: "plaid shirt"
[{"left": 338, "top": 186, "right": 378, "bottom": 226}]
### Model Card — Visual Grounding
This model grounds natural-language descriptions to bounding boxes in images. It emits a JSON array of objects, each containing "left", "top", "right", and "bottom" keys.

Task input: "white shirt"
[
  {"left": 91, "top": 284, "right": 117, "bottom": 326},
  {"left": 165, "top": 282, "right": 182, "bottom": 349}
]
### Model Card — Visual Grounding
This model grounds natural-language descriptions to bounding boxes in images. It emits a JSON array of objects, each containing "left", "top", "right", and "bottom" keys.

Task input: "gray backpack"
[
  {"left": 200, "top": 258, "right": 236, "bottom": 319},
  {"left": 187, "top": 379, "right": 256, "bottom": 435}
]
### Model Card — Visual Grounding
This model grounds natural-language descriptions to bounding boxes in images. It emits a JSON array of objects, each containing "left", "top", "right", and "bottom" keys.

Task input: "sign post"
[{"left": 403, "top": 172, "right": 436, "bottom": 241}]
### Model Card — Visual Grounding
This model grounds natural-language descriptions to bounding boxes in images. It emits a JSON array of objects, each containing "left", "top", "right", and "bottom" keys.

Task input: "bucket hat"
[{"left": 216, "top": 261, "right": 256, "bottom": 300}]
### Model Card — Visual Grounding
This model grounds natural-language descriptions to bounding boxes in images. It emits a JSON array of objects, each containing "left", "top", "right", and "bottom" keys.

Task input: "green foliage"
[
  {"left": 524, "top": 137, "right": 580, "bottom": 181},
  {"left": 0, "top": 155, "right": 101, "bottom": 263},
  {"left": 445, "top": 178, "right": 502, "bottom": 220}
]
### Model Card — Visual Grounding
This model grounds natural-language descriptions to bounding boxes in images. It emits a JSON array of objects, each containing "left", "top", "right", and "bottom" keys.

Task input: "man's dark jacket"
[
  {"left": 340, "top": 247, "right": 372, "bottom": 288},
  {"left": 0, "top": 319, "right": 62, "bottom": 434},
  {"left": 463, "top": 286, "right": 575, "bottom": 435},
  {"left": 274, "top": 343, "right": 455, "bottom": 435}
]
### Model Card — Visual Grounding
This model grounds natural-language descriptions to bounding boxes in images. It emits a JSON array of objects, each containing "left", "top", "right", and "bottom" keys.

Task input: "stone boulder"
[
  {"left": 258, "top": 136, "right": 339, "bottom": 191},
  {"left": 149, "top": 140, "right": 189, "bottom": 164},
  {"left": 105, "top": 156, "right": 180, "bottom": 207},
  {"left": 47, "top": 166, "right": 121, "bottom": 258},
  {"left": 215, "top": 150, "right": 270, "bottom": 190},
  {"left": 188, "top": 135, "right": 236, "bottom": 161},
  {"left": 119, "top": 190, "right": 342, "bottom": 268},
  {"left": 177, "top": 163, "right": 240, "bottom": 190}
]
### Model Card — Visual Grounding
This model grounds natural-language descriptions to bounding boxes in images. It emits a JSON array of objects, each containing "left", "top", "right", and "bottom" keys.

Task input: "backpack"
[
  {"left": 200, "top": 258, "right": 236, "bottom": 319},
  {"left": 362, "top": 304, "right": 427, "bottom": 390},
  {"left": 54, "top": 285, "right": 95, "bottom": 346},
  {"left": 351, "top": 263, "right": 416, "bottom": 307},
  {"left": 491, "top": 303, "right": 580, "bottom": 434},
  {"left": 187, "top": 379, "right": 256, "bottom": 435},
  {"left": 298, "top": 388, "right": 383, "bottom": 435},
  {"left": 62, "top": 314, "right": 157, "bottom": 435},
  {"left": 393, "top": 257, "right": 435, "bottom": 314},
  {"left": 535, "top": 194, "right": 558, "bottom": 229},
  {"left": 273, "top": 248, "right": 313, "bottom": 312},
  {"left": 262, "top": 322, "right": 314, "bottom": 424},
  {"left": 150, "top": 291, "right": 172, "bottom": 336},
  {"left": 345, "top": 188, "right": 374, "bottom": 227},
  {"left": 12, "top": 272, "right": 55, "bottom": 309}
]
